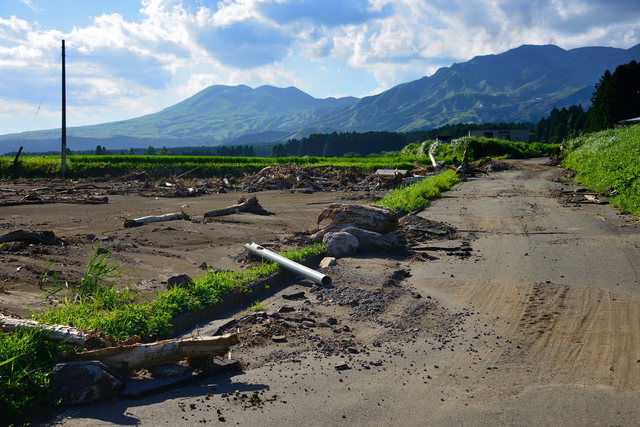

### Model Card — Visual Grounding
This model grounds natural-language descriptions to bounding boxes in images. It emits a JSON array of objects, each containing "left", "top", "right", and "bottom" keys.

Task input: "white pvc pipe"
[{"left": 244, "top": 242, "right": 331, "bottom": 286}]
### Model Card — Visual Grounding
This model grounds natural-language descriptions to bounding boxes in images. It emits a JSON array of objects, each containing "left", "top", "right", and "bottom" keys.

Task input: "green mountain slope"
[
  {"left": 2, "top": 43, "right": 639, "bottom": 152},
  {"left": 316, "top": 44, "right": 640, "bottom": 131}
]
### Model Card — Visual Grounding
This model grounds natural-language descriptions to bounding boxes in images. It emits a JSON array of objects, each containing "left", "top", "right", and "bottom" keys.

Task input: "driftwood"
[
  {"left": 312, "top": 204, "right": 398, "bottom": 242},
  {"left": 0, "top": 195, "right": 108, "bottom": 207},
  {"left": 428, "top": 151, "right": 438, "bottom": 169},
  {"left": 124, "top": 212, "right": 189, "bottom": 228},
  {"left": 456, "top": 146, "right": 470, "bottom": 175},
  {"left": 204, "top": 196, "right": 272, "bottom": 218},
  {"left": 67, "top": 334, "right": 240, "bottom": 370},
  {"left": 0, "top": 314, "right": 106, "bottom": 348},
  {"left": 0, "top": 229, "right": 62, "bottom": 245}
]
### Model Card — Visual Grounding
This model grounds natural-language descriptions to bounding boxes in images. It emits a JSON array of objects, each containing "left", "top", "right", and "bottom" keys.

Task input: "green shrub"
[{"left": 0, "top": 329, "right": 61, "bottom": 423}]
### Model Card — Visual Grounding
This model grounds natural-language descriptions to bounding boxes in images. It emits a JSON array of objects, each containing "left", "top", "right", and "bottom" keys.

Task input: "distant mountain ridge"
[{"left": 2, "top": 43, "right": 639, "bottom": 152}]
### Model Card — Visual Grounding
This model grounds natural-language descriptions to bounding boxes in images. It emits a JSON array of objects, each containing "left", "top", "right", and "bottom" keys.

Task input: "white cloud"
[{"left": 19, "top": 0, "right": 42, "bottom": 12}]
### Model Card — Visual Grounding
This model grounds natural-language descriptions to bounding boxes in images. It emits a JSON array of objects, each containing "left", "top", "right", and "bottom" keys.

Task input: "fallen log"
[
  {"left": 0, "top": 314, "right": 106, "bottom": 348},
  {"left": 124, "top": 211, "right": 189, "bottom": 228},
  {"left": 67, "top": 334, "right": 240, "bottom": 370},
  {"left": 204, "top": 196, "right": 272, "bottom": 218},
  {"left": 0, "top": 229, "right": 62, "bottom": 245}
]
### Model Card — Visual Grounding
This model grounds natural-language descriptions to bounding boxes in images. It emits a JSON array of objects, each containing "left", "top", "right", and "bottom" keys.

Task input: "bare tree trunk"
[
  {"left": 124, "top": 212, "right": 189, "bottom": 228},
  {"left": 67, "top": 334, "right": 240, "bottom": 370},
  {"left": 0, "top": 314, "right": 105, "bottom": 348}
]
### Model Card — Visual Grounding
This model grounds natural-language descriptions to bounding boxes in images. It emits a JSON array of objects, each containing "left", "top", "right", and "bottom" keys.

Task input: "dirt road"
[{"left": 50, "top": 159, "right": 640, "bottom": 426}]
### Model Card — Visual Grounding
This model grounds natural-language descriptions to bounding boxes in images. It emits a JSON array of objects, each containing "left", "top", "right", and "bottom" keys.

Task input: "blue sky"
[{"left": 0, "top": 0, "right": 639, "bottom": 135}]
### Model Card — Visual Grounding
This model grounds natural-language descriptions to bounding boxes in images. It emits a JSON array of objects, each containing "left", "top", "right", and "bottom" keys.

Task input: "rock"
[
  {"left": 282, "top": 291, "right": 306, "bottom": 300},
  {"left": 166, "top": 274, "right": 193, "bottom": 288},
  {"left": 278, "top": 305, "right": 296, "bottom": 313},
  {"left": 272, "top": 335, "right": 287, "bottom": 342},
  {"left": 334, "top": 363, "right": 351, "bottom": 371},
  {"left": 50, "top": 361, "right": 124, "bottom": 404},
  {"left": 326, "top": 317, "right": 338, "bottom": 325},
  {"left": 339, "top": 226, "right": 405, "bottom": 253},
  {"left": 323, "top": 231, "right": 359, "bottom": 257},
  {"left": 198, "top": 262, "right": 208, "bottom": 270},
  {"left": 313, "top": 204, "right": 399, "bottom": 242},
  {"left": 319, "top": 257, "right": 337, "bottom": 268}
]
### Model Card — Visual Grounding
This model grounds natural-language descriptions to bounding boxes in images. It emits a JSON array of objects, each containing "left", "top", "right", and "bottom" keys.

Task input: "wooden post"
[
  {"left": 61, "top": 39, "right": 67, "bottom": 176},
  {"left": 12, "top": 146, "right": 23, "bottom": 166}
]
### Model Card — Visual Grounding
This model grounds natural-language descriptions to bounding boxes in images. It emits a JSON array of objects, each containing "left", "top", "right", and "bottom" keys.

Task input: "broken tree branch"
[
  {"left": 124, "top": 211, "right": 189, "bottom": 228},
  {"left": 204, "top": 196, "right": 273, "bottom": 218},
  {"left": 0, "top": 314, "right": 106, "bottom": 348},
  {"left": 67, "top": 334, "right": 240, "bottom": 370}
]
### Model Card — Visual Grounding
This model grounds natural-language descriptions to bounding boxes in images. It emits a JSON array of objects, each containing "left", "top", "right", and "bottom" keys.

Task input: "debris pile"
[
  {"left": 216, "top": 307, "right": 358, "bottom": 359},
  {"left": 0, "top": 184, "right": 109, "bottom": 207},
  {"left": 237, "top": 165, "right": 405, "bottom": 193}
]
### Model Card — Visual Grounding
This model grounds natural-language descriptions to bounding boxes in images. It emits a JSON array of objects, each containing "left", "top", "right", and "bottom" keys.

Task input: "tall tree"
[{"left": 587, "top": 61, "right": 640, "bottom": 131}]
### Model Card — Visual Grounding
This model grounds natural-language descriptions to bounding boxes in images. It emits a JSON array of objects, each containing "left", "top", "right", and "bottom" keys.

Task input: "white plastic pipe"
[{"left": 244, "top": 242, "right": 331, "bottom": 286}]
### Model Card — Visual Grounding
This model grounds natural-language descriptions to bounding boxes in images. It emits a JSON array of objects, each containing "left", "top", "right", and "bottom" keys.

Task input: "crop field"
[{"left": 0, "top": 154, "right": 419, "bottom": 179}]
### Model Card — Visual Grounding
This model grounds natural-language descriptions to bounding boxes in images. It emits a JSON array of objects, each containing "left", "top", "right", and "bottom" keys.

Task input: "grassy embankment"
[
  {"left": 0, "top": 243, "right": 324, "bottom": 423},
  {"left": 562, "top": 124, "right": 640, "bottom": 216}
]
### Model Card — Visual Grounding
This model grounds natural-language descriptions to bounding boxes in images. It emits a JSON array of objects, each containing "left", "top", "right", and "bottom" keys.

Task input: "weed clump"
[{"left": 375, "top": 169, "right": 458, "bottom": 214}]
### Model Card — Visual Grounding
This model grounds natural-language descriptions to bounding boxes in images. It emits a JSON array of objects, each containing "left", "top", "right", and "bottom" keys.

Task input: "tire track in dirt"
[{"left": 409, "top": 159, "right": 640, "bottom": 421}]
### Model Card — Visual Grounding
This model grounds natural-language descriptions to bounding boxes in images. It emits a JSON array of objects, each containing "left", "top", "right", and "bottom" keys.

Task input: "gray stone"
[
  {"left": 50, "top": 361, "right": 124, "bottom": 404},
  {"left": 323, "top": 232, "right": 359, "bottom": 257},
  {"left": 167, "top": 274, "right": 193, "bottom": 288}
]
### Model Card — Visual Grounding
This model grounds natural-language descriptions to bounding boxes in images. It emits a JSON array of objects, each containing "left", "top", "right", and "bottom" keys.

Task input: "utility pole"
[{"left": 61, "top": 39, "right": 67, "bottom": 176}]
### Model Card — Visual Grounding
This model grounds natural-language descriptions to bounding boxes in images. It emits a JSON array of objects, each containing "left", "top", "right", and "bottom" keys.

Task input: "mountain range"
[{"left": 2, "top": 42, "right": 639, "bottom": 153}]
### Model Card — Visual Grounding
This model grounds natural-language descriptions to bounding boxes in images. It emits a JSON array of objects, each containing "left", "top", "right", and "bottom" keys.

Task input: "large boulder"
[
  {"left": 50, "top": 361, "right": 124, "bottom": 404},
  {"left": 312, "top": 204, "right": 398, "bottom": 242}
]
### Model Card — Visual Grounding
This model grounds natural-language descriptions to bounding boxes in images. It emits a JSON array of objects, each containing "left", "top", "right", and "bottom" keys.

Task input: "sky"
[{"left": 0, "top": 0, "right": 639, "bottom": 135}]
